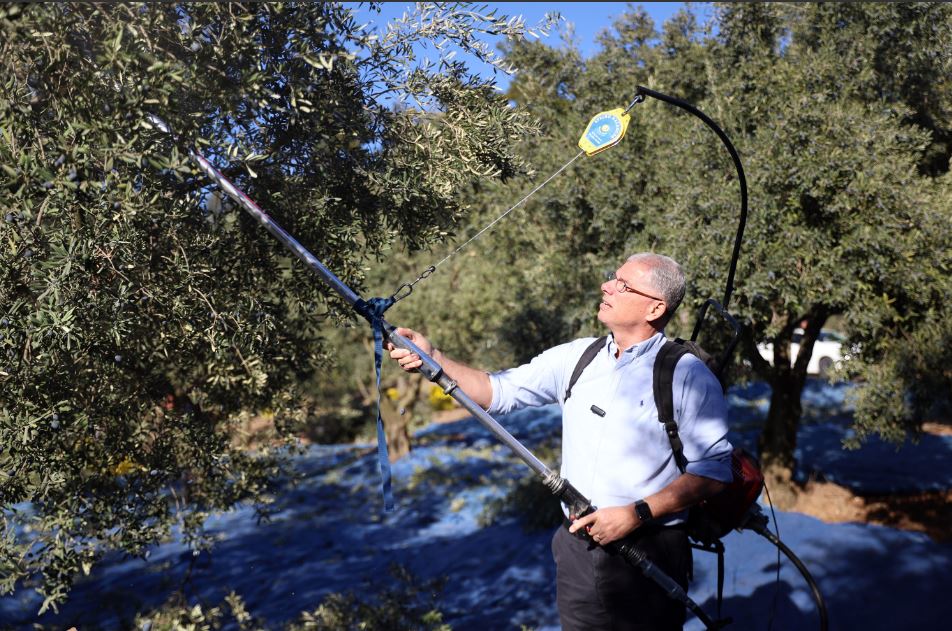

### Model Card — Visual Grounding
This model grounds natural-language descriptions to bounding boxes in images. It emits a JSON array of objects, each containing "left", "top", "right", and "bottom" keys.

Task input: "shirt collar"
[{"left": 607, "top": 331, "right": 666, "bottom": 366}]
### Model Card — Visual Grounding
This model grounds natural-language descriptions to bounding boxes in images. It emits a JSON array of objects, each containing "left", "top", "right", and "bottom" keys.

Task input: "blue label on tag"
[{"left": 585, "top": 113, "right": 622, "bottom": 148}]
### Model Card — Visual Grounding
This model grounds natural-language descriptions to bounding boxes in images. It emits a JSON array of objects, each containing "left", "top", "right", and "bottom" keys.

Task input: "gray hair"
[{"left": 626, "top": 252, "right": 685, "bottom": 319}]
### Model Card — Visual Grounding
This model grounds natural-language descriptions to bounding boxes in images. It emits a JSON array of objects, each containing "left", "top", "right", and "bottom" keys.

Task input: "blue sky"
[
  {"left": 351, "top": 2, "right": 707, "bottom": 92},
  {"left": 363, "top": 2, "right": 688, "bottom": 54}
]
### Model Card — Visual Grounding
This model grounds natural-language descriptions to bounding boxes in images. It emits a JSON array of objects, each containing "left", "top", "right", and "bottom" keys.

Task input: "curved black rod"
[{"left": 632, "top": 86, "right": 748, "bottom": 318}]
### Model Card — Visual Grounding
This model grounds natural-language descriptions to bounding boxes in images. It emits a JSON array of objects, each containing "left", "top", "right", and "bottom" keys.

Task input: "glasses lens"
[{"left": 605, "top": 271, "right": 629, "bottom": 293}]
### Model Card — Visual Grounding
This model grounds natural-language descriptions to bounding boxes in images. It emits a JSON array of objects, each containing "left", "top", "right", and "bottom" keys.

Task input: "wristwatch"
[{"left": 634, "top": 499, "right": 653, "bottom": 523}]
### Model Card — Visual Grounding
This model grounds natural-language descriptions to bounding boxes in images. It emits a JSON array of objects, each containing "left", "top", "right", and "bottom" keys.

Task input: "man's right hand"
[
  {"left": 384, "top": 327, "right": 493, "bottom": 410},
  {"left": 386, "top": 327, "right": 435, "bottom": 372}
]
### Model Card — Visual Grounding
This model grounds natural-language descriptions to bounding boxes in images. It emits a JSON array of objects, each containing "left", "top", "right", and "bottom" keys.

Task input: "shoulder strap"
[
  {"left": 564, "top": 336, "right": 608, "bottom": 403},
  {"left": 653, "top": 340, "right": 692, "bottom": 473}
]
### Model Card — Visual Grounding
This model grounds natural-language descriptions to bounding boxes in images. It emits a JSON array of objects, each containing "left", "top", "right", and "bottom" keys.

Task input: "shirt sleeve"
[
  {"left": 672, "top": 355, "right": 733, "bottom": 483},
  {"left": 487, "top": 339, "right": 590, "bottom": 415}
]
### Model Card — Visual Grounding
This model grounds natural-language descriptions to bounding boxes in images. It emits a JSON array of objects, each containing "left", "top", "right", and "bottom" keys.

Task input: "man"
[{"left": 388, "top": 252, "right": 733, "bottom": 630}]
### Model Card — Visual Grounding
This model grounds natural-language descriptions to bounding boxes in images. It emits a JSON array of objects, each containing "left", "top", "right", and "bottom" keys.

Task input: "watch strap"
[{"left": 634, "top": 499, "right": 653, "bottom": 522}]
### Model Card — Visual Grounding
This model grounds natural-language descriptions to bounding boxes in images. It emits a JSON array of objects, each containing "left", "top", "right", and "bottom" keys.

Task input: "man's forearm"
[
  {"left": 387, "top": 327, "right": 494, "bottom": 409},
  {"left": 432, "top": 349, "right": 493, "bottom": 410},
  {"left": 643, "top": 472, "right": 727, "bottom": 519},
  {"left": 568, "top": 472, "right": 728, "bottom": 544}
]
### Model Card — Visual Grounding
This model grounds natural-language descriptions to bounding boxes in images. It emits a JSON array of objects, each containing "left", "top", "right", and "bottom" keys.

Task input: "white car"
[{"left": 757, "top": 328, "right": 846, "bottom": 376}]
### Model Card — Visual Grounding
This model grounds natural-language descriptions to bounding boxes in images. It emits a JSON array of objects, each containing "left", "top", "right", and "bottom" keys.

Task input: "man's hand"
[
  {"left": 386, "top": 327, "right": 434, "bottom": 372},
  {"left": 568, "top": 505, "right": 640, "bottom": 545},
  {"left": 385, "top": 326, "right": 494, "bottom": 409}
]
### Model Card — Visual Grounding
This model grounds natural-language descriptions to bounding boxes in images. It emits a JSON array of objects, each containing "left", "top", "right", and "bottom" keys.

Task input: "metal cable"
[{"left": 389, "top": 149, "right": 586, "bottom": 302}]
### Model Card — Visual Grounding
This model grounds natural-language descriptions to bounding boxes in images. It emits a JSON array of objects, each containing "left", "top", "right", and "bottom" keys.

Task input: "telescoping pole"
[{"left": 154, "top": 116, "right": 726, "bottom": 630}]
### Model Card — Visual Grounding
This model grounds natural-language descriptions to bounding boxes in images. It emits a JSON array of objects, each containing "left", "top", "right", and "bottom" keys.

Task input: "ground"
[
  {"left": 792, "top": 481, "right": 951, "bottom": 543},
  {"left": 793, "top": 421, "right": 952, "bottom": 543},
  {"left": 433, "top": 406, "right": 952, "bottom": 544},
  {"left": 4, "top": 400, "right": 950, "bottom": 630}
]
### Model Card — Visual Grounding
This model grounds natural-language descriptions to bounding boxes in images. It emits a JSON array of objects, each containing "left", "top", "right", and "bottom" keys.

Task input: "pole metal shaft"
[
  {"left": 184, "top": 143, "right": 553, "bottom": 479},
  {"left": 380, "top": 326, "right": 552, "bottom": 477},
  {"left": 195, "top": 152, "right": 717, "bottom": 627},
  {"left": 190, "top": 152, "right": 363, "bottom": 308}
]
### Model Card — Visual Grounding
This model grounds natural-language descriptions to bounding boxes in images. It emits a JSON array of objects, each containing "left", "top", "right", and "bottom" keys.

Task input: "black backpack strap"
[
  {"left": 653, "top": 340, "right": 691, "bottom": 473},
  {"left": 564, "top": 336, "right": 608, "bottom": 403},
  {"left": 658, "top": 339, "right": 731, "bottom": 616},
  {"left": 674, "top": 337, "right": 726, "bottom": 392}
]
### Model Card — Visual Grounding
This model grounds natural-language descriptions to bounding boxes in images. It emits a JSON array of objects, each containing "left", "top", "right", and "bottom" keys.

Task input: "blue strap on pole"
[{"left": 366, "top": 296, "right": 396, "bottom": 511}]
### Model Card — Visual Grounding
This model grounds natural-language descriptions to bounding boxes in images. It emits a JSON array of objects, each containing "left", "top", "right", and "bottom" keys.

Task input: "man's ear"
[{"left": 645, "top": 300, "right": 668, "bottom": 325}]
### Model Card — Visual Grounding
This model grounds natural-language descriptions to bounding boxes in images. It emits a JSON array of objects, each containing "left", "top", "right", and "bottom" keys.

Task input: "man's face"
[{"left": 597, "top": 260, "right": 666, "bottom": 331}]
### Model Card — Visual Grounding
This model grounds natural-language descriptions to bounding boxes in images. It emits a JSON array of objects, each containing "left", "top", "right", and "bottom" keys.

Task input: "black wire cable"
[
  {"left": 762, "top": 483, "right": 783, "bottom": 631},
  {"left": 748, "top": 515, "right": 830, "bottom": 631}
]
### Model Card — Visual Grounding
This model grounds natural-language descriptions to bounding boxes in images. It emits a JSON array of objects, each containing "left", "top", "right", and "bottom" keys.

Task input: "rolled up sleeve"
[
  {"left": 673, "top": 356, "right": 733, "bottom": 483},
  {"left": 488, "top": 340, "right": 587, "bottom": 415}
]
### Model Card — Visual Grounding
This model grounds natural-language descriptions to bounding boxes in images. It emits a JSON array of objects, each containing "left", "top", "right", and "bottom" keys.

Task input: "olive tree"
[{"left": 0, "top": 1, "right": 552, "bottom": 612}]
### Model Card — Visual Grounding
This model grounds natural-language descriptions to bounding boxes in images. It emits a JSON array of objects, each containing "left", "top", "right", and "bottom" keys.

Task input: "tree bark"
[
  {"left": 379, "top": 373, "right": 423, "bottom": 462},
  {"left": 759, "top": 371, "right": 803, "bottom": 509},
  {"left": 757, "top": 308, "right": 829, "bottom": 508}
]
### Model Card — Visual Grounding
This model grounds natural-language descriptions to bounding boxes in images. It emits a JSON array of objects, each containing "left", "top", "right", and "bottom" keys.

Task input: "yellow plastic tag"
[{"left": 578, "top": 108, "right": 631, "bottom": 156}]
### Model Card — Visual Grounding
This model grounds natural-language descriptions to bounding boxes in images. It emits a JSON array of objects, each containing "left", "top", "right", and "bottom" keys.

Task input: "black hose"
[
  {"left": 747, "top": 520, "right": 830, "bottom": 631},
  {"left": 633, "top": 85, "right": 748, "bottom": 314}
]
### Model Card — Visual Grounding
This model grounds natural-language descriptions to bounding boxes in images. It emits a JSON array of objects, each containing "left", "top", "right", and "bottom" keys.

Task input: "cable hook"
[
  {"left": 389, "top": 265, "right": 436, "bottom": 304},
  {"left": 624, "top": 92, "right": 646, "bottom": 114}
]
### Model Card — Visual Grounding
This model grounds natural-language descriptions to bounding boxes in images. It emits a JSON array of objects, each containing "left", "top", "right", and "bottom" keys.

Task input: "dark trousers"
[{"left": 552, "top": 522, "right": 692, "bottom": 631}]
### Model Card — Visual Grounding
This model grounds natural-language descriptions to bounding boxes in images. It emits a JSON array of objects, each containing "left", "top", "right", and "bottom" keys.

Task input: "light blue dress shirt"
[{"left": 488, "top": 332, "right": 733, "bottom": 523}]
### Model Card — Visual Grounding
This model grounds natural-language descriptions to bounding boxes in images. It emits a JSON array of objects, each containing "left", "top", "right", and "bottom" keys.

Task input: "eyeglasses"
[{"left": 606, "top": 271, "right": 664, "bottom": 301}]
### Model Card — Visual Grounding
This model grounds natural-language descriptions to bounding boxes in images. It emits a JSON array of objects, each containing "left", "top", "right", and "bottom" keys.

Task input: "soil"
[
  {"left": 791, "top": 481, "right": 951, "bottom": 543},
  {"left": 791, "top": 421, "right": 952, "bottom": 544}
]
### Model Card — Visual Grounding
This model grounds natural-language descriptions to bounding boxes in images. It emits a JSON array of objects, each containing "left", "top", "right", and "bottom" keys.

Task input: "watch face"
[{"left": 636, "top": 500, "right": 652, "bottom": 521}]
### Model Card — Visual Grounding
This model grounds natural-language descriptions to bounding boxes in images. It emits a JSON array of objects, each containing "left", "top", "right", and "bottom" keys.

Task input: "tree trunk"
[
  {"left": 379, "top": 396, "right": 411, "bottom": 462},
  {"left": 758, "top": 371, "right": 803, "bottom": 509},
  {"left": 755, "top": 308, "right": 829, "bottom": 508},
  {"left": 379, "top": 373, "right": 423, "bottom": 462}
]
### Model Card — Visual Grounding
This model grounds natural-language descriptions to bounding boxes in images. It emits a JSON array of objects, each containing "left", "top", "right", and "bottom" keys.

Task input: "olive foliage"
[{"left": 0, "top": 2, "right": 553, "bottom": 611}]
